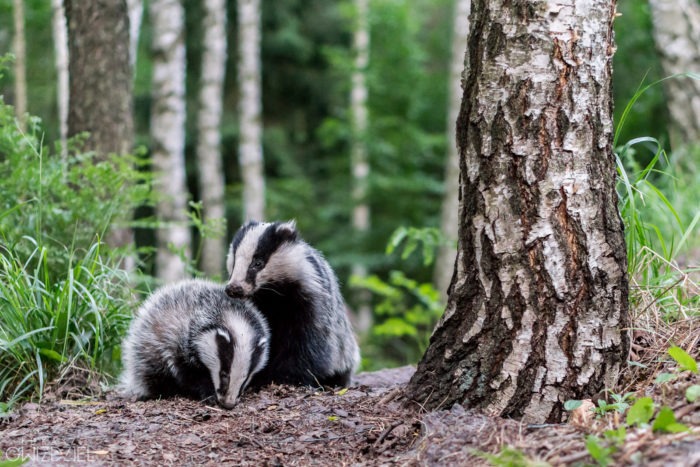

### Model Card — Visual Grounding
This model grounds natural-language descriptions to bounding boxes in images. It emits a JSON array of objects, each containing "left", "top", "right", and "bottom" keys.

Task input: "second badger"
[{"left": 225, "top": 220, "right": 360, "bottom": 387}]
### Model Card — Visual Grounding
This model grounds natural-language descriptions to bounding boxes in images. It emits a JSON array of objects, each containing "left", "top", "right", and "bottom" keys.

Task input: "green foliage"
[
  {"left": 476, "top": 446, "right": 550, "bottom": 467},
  {"left": 626, "top": 397, "right": 655, "bottom": 426},
  {"left": 686, "top": 385, "right": 700, "bottom": 403},
  {"left": 615, "top": 77, "right": 700, "bottom": 322},
  {"left": 0, "top": 452, "right": 29, "bottom": 467},
  {"left": 352, "top": 226, "right": 445, "bottom": 369},
  {"left": 386, "top": 226, "right": 444, "bottom": 266},
  {"left": 594, "top": 392, "right": 635, "bottom": 417},
  {"left": 585, "top": 427, "right": 627, "bottom": 467},
  {"left": 0, "top": 87, "right": 152, "bottom": 273},
  {"left": 651, "top": 406, "right": 688, "bottom": 433},
  {"left": 667, "top": 346, "right": 698, "bottom": 373},
  {"left": 0, "top": 71, "right": 143, "bottom": 408},
  {"left": 0, "top": 238, "right": 134, "bottom": 406}
]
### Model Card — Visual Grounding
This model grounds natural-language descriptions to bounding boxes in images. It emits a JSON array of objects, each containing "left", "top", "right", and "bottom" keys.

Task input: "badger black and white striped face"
[
  {"left": 193, "top": 314, "right": 268, "bottom": 409},
  {"left": 225, "top": 220, "right": 304, "bottom": 298}
]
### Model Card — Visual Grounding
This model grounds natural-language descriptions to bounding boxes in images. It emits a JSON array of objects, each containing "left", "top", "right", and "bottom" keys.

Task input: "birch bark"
[
  {"left": 648, "top": 0, "right": 700, "bottom": 152},
  {"left": 351, "top": 0, "right": 372, "bottom": 334},
  {"left": 51, "top": 0, "right": 69, "bottom": 160},
  {"left": 197, "top": 0, "right": 228, "bottom": 276},
  {"left": 407, "top": 0, "right": 629, "bottom": 423},
  {"left": 12, "top": 0, "right": 27, "bottom": 131},
  {"left": 238, "top": 0, "right": 265, "bottom": 221},
  {"left": 127, "top": 0, "right": 143, "bottom": 68},
  {"left": 150, "top": 0, "right": 191, "bottom": 282},
  {"left": 434, "top": 0, "right": 470, "bottom": 302}
]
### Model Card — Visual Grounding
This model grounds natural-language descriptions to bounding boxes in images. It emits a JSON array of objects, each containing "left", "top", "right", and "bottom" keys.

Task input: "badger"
[
  {"left": 225, "top": 220, "right": 360, "bottom": 388},
  {"left": 120, "top": 279, "right": 269, "bottom": 409}
]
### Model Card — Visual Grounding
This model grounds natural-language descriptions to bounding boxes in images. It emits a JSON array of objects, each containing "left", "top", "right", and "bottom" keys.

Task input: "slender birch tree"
[
  {"left": 12, "top": 0, "right": 27, "bottom": 131},
  {"left": 407, "top": 0, "right": 629, "bottom": 423},
  {"left": 648, "top": 0, "right": 700, "bottom": 152},
  {"left": 351, "top": 0, "right": 372, "bottom": 334},
  {"left": 434, "top": 0, "right": 470, "bottom": 302},
  {"left": 127, "top": 0, "right": 143, "bottom": 67},
  {"left": 197, "top": 0, "right": 228, "bottom": 276},
  {"left": 51, "top": 0, "right": 69, "bottom": 160},
  {"left": 150, "top": 0, "right": 191, "bottom": 282},
  {"left": 238, "top": 0, "right": 265, "bottom": 221}
]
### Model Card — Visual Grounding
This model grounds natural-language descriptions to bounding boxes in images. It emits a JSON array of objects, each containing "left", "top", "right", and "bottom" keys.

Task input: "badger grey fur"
[
  {"left": 225, "top": 220, "right": 360, "bottom": 388},
  {"left": 120, "top": 279, "right": 269, "bottom": 409}
]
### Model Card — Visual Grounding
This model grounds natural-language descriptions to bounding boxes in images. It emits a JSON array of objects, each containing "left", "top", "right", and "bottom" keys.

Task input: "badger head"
[
  {"left": 225, "top": 220, "right": 301, "bottom": 298},
  {"left": 193, "top": 313, "right": 268, "bottom": 409}
]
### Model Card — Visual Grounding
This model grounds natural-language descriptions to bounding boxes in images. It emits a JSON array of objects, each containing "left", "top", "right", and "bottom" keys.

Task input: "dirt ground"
[{"left": 1, "top": 366, "right": 699, "bottom": 466}]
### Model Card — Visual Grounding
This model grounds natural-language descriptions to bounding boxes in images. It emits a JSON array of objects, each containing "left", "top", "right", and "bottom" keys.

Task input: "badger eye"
[{"left": 252, "top": 258, "right": 264, "bottom": 270}]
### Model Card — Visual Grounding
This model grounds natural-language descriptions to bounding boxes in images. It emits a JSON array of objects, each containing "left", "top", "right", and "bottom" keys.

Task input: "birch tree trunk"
[
  {"left": 150, "top": 0, "right": 191, "bottom": 282},
  {"left": 433, "top": 0, "right": 470, "bottom": 302},
  {"left": 351, "top": 0, "right": 372, "bottom": 334},
  {"left": 197, "top": 0, "right": 228, "bottom": 276},
  {"left": 127, "top": 0, "right": 143, "bottom": 68},
  {"left": 12, "top": 0, "right": 27, "bottom": 131},
  {"left": 406, "top": 0, "right": 629, "bottom": 424},
  {"left": 51, "top": 0, "right": 69, "bottom": 160},
  {"left": 648, "top": 0, "right": 700, "bottom": 152},
  {"left": 65, "top": 0, "right": 133, "bottom": 156},
  {"left": 238, "top": 0, "right": 265, "bottom": 221}
]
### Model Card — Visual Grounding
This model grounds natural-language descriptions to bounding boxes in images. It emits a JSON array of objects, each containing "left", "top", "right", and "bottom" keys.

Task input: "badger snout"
[
  {"left": 217, "top": 396, "right": 239, "bottom": 409},
  {"left": 225, "top": 281, "right": 246, "bottom": 298}
]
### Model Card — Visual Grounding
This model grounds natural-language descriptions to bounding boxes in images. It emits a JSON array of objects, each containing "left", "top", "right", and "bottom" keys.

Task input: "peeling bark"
[
  {"left": 406, "top": 0, "right": 629, "bottom": 424},
  {"left": 150, "top": 0, "right": 191, "bottom": 282}
]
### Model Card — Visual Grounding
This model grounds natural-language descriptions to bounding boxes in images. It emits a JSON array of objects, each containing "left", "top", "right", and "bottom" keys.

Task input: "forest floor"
[{"left": 1, "top": 363, "right": 699, "bottom": 466}]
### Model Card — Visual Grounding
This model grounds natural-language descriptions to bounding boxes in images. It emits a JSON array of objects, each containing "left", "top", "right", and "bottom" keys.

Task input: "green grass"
[
  {"left": 0, "top": 237, "right": 134, "bottom": 406},
  {"left": 615, "top": 75, "right": 700, "bottom": 322}
]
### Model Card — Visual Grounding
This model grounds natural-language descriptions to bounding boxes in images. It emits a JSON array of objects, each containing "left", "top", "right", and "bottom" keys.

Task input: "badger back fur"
[
  {"left": 120, "top": 279, "right": 269, "bottom": 408},
  {"left": 225, "top": 220, "right": 360, "bottom": 388}
]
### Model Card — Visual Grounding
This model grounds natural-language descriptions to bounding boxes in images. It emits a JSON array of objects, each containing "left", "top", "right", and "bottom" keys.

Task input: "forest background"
[{"left": 0, "top": 0, "right": 699, "bottom": 408}]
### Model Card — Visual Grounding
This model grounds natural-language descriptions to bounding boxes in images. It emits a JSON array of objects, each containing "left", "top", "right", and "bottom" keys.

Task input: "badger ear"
[
  {"left": 258, "top": 337, "right": 268, "bottom": 348},
  {"left": 276, "top": 220, "right": 298, "bottom": 241}
]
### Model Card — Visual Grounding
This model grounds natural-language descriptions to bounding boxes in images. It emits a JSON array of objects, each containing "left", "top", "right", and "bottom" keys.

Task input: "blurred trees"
[
  {"left": 150, "top": 0, "right": 191, "bottom": 281},
  {"left": 197, "top": 0, "right": 228, "bottom": 276},
  {"left": 434, "top": 0, "right": 469, "bottom": 302},
  {"left": 238, "top": 0, "right": 265, "bottom": 222},
  {"left": 649, "top": 0, "right": 700, "bottom": 155}
]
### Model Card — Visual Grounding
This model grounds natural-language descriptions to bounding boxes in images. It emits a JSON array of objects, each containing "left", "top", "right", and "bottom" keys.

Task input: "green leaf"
[
  {"left": 652, "top": 406, "right": 688, "bottom": 433},
  {"left": 654, "top": 372, "right": 677, "bottom": 384},
  {"left": 585, "top": 435, "right": 614, "bottom": 467},
  {"left": 0, "top": 452, "right": 29, "bottom": 467},
  {"left": 327, "top": 415, "right": 339, "bottom": 422},
  {"left": 37, "top": 348, "right": 67, "bottom": 363},
  {"left": 668, "top": 346, "right": 698, "bottom": 373},
  {"left": 685, "top": 385, "right": 700, "bottom": 403},
  {"left": 626, "top": 397, "right": 655, "bottom": 426},
  {"left": 564, "top": 400, "right": 583, "bottom": 411}
]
